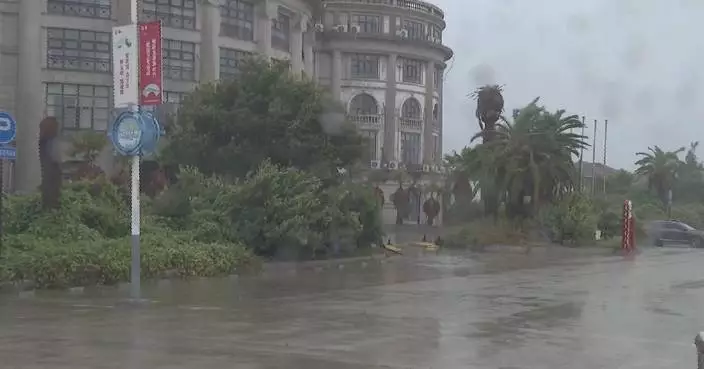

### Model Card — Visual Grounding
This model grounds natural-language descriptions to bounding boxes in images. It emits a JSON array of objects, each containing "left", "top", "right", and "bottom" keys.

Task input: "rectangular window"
[
  {"left": 163, "top": 39, "right": 196, "bottom": 81},
  {"left": 350, "top": 54, "right": 380, "bottom": 80},
  {"left": 401, "top": 57, "right": 424, "bottom": 84},
  {"left": 431, "top": 25, "right": 442, "bottom": 42},
  {"left": 360, "top": 130, "right": 378, "bottom": 160},
  {"left": 45, "top": 83, "right": 110, "bottom": 131},
  {"left": 164, "top": 90, "right": 188, "bottom": 106},
  {"left": 271, "top": 12, "right": 290, "bottom": 51},
  {"left": 220, "top": 47, "right": 250, "bottom": 80},
  {"left": 220, "top": 0, "right": 254, "bottom": 40},
  {"left": 47, "top": 28, "right": 111, "bottom": 73},
  {"left": 401, "top": 132, "right": 421, "bottom": 165},
  {"left": 432, "top": 135, "right": 439, "bottom": 161},
  {"left": 351, "top": 14, "right": 381, "bottom": 33},
  {"left": 403, "top": 20, "right": 426, "bottom": 41},
  {"left": 47, "top": 0, "right": 111, "bottom": 19},
  {"left": 433, "top": 65, "right": 441, "bottom": 89},
  {"left": 142, "top": 0, "right": 196, "bottom": 30}
]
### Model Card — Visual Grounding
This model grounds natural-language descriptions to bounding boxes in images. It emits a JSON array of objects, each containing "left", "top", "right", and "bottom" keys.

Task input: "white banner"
[{"left": 112, "top": 24, "right": 139, "bottom": 108}]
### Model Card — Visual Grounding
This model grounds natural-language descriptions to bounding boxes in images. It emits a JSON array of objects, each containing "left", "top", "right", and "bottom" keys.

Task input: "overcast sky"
[{"left": 434, "top": 0, "right": 704, "bottom": 169}]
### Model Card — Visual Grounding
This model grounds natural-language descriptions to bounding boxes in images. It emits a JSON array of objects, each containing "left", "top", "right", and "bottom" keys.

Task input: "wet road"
[{"left": 0, "top": 247, "right": 702, "bottom": 368}]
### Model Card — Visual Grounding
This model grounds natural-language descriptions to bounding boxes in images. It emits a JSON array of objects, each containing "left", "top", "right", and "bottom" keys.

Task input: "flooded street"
[{"left": 0, "top": 248, "right": 702, "bottom": 368}]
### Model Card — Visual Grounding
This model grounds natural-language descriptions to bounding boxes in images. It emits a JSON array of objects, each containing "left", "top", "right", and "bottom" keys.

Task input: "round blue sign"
[
  {"left": 108, "top": 110, "right": 163, "bottom": 156},
  {"left": 0, "top": 112, "right": 17, "bottom": 145}
]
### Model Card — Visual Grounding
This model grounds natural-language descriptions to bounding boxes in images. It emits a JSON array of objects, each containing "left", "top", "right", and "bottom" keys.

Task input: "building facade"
[{"left": 0, "top": 0, "right": 451, "bottom": 223}]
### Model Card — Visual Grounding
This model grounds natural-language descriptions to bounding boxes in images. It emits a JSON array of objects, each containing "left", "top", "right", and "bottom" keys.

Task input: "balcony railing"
[
  {"left": 348, "top": 114, "right": 383, "bottom": 130},
  {"left": 399, "top": 117, "right": 422, "bottom": 131},
  {"left": 323, "top": 0, "right": 444, "bottom": 19}
]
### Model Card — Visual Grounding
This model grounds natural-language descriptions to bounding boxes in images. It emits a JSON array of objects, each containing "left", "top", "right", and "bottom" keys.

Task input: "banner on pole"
[
  {"left": 112, "top": 24, "right": 139, "bottom": 108},
  {"left": 138, "top": 21, "right": 163, "bottom": 106}
]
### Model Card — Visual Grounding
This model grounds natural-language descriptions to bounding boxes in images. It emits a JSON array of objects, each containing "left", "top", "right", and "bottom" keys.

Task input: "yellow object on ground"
[{"left": 383, "top": 244, "right": 403, "bottom": 254}]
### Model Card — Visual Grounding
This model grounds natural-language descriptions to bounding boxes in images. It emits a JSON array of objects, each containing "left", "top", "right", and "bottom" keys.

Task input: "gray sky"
[{"left": 434, "top": 0, "right": 704, "bottom": 169}]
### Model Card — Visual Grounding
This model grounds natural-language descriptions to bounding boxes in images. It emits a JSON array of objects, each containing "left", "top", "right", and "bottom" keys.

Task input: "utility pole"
[
  {"left": 592, "top": 119, "right": 597, "bottom": 196},
  {"left": 579, "top": 116, "right": 585, "bottom": 191},
  {"left": 603, "top": 119, "right": 608, "bottom": 194}
]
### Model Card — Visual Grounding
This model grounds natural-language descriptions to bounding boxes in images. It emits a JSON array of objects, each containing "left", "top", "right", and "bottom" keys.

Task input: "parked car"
[{"left": 647, "top": 220, "right": 704, "bottom": 248}]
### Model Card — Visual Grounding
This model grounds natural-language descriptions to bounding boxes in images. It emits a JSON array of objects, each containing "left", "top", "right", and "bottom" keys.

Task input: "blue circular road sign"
[
  {"left": 108, "top": 111, "right": 163, "bottom": 156},
  {"left": 0, "top": 112, "right": 17, "bottom": 145}
]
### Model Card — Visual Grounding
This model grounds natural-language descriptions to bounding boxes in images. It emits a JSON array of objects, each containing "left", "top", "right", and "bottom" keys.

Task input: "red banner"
[{"left": 138, "top": 21, "right": 163, "bottom": 106}]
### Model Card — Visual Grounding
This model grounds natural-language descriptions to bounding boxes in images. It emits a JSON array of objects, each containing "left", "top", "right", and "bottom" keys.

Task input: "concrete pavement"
[{"left": 0, "top": 247, "right": 701, "bottom": 368}]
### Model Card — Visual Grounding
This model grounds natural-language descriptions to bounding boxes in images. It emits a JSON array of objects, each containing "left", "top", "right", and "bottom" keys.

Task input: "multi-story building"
[{"left": 0, "top": 0, "right": 451, "bottom": 223}]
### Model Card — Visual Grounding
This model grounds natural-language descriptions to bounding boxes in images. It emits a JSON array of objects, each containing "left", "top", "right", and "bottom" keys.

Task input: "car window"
[{"left": 679, "top": 222, "right": 695, "bottom": 231}]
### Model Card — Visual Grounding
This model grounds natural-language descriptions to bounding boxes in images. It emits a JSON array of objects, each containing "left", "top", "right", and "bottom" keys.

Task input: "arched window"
[
  {"left": 349, "top": 93, "right": 378, "bottom": 115},
  {"left": 432, "top": 103, "right": 439, "bottom": 120},
  {"left": 401, "top": 98, "right": 422, "bottom": 119}
]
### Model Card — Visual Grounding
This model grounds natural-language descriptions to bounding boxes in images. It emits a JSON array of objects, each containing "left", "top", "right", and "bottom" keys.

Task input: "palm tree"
[
  {"left": 470, "top": 98, "right": 588, "bottom": 217},
  {"left": 635, "top": 146, "right": 684, "bottom": 208},
  {"left": 471, "top": 84, "right": 505, "bottom": 216}
]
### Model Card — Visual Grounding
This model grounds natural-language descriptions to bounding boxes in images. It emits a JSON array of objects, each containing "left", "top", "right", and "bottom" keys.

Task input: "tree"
[
  {"left": 162, "top": 58, "right": 365, "bottom": 180},
  {"left": 635, "top": 145, "right": 684, "bottom": 208},
  {"left": 470, "top": 98, "right": 588, "bottom": 218},
  {"left": 674, "top": 141, "right": 704, "bottom": 203},
  {"left": 67, "top": 131, "right": 107, "bottom": 180},
  {"left": 471, "top": 85, "right": 505, "bottom": 216},
  {"left": 39, "top": 117, "right": 61, "bottom": 209}
]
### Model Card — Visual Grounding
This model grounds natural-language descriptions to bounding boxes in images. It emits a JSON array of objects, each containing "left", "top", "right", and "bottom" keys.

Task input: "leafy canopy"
[{"left": 162, "top": 57, "right": 365, "bottom": 179}]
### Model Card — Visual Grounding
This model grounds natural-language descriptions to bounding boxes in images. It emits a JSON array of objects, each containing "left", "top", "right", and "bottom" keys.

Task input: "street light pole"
[{"left": 579, "top": 116, "right": 585, "bottom": 191}]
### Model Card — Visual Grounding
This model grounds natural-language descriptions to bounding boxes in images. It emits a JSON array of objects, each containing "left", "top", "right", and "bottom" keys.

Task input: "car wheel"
[{"left": 655, "top": 239, "right": 664, "bottom": 247}]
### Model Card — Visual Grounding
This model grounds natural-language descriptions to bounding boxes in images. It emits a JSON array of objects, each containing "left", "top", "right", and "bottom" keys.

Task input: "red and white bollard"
[{"left": 622, "top": 200, "right": 635, "bottom": 252}]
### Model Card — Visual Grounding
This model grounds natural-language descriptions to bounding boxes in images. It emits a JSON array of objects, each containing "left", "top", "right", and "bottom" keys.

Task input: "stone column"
[
  {"left": 255, "top": 0, "right": 277, "bottom": 57},
  {"left": 331, "top": 49, "right": 342, "bottom": 101},
  {"left": 423, "top": 61, "right": 435, "bottom": 164},
  {"left": 290, "top": 14, "right": 305, "bottom": 73},
  {"left": 383, "top": 53, "right": 397, "bottom": 163},
  {"left": 14, "top": 0, "right": 43, "bottom": 192},
  {"left": 437, "top": 65, "right": 444, "bottom": 162},
  {"left": 303, "top": 27, "right": 314, "bottom": 76},
  {"left": 200, "top": 0, "right": 221, "bottom": 83}
]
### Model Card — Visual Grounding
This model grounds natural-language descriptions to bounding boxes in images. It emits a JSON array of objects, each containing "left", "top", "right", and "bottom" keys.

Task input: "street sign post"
[
  {"left": 111, "top": 13, "right": 164, "bottom": 301},
  {"left": 0, "top": 111, "right": 17, "bottom": 257}
]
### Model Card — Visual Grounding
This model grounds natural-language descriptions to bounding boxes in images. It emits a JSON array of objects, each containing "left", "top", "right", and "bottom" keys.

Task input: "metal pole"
[
  {"left": 130, "top": 149, "right": 141, "bottom": 299},
  {"left": 603, "top": 119, "right": 608, "bottom": 194},
  {"left": 579, "top": 116, "right": 585, "bottom": 190},
  {"left": 129, "top": 0, "right": 141, "bottom": 300},
  {"left": 0, "top": 160, "right": 4, "bottom": 258},
  {"left": 592, "top": 119, "right": 597, "bottom": 196}
]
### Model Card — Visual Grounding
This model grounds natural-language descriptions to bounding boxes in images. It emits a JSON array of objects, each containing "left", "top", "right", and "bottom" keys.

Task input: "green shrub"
[
  {"left": 540, "top": 192, "right": 596, "bottom": 245},
  {"left": 445, "top": 218, "right": 531, "bottom": 248},
  {"left": 0, "top": 233, "right": 258, "bottom": 289}
]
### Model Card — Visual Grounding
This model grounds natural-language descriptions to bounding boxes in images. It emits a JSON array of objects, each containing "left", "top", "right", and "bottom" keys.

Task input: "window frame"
[
  {"left": 402, "top": 19, "right": 426, "bottom": 41},
  {"left": 401, "top": 131, "right": 422, "bottom": 165},
  {"left": 220, "top": 0, "right": 254, "bottom": 40},
  {"left": 163, "top": 39, "right": 197, "bottom": 81},
  {"left": 142, "top": 0, "right": 196, "bottom": 30},
  {"left": 45, "top": 83, "right": 111, "bottom": 131},
  {"left": 360, "top": 129, "right": 379, "bottom": 160},
  {"left": 271, "top": 12, "right": 291, "bottom": 52},
  {"left": 47, "top": 0, "right": 112, "bottom": 19},
  {"left": 219, "top": 47, "right": 250, "bottom": 80},
  {"left": 401, "top": 57, "right": 424, "bottom": 85},
  {"left": 350, "top": 53, "right": 380, "bottom": 80},
  {"left": 401, "top": 98, "right": 422, "bottom": 119},
  {"left": 47, "top": 28, "right": 112, "bottom": 73},
  {"left": 351, "top": 14, "right": 381, "bottom": 33}
]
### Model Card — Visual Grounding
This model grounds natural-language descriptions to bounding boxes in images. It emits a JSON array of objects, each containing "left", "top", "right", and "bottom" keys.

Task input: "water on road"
[{"left": 0, "top": 248, "right": 701, "bottom": 368}]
